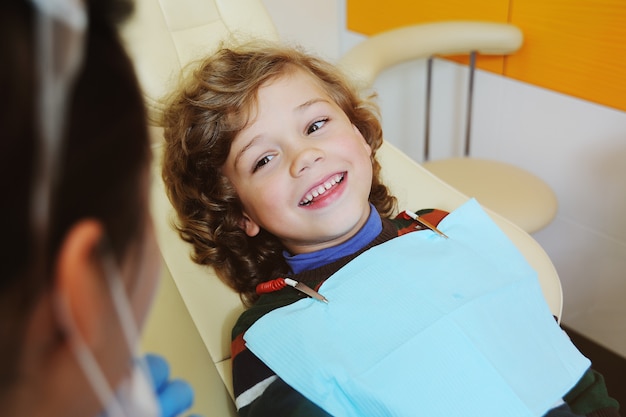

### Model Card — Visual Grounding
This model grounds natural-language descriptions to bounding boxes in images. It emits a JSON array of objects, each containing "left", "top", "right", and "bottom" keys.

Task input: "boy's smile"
[
  {"left": 222, "top": 68, "right": 373, "bottom": 255},
  {"left": 299, "top": 172, "right": 345, "bottom": 207}
]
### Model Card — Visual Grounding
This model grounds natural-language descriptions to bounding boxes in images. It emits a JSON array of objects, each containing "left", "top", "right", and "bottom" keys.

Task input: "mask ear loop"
[
  {"left": 53, "top": 247, "right": 159, "bottom": 417},
  {"left": 100, "top": 250, "right": 142, "bottom": 354},
  {"left": 29, "top": 0, "right": 87, "bottom": 271},
  {"left": 54, "top": 290, "right": 128, "bottom": 417}
]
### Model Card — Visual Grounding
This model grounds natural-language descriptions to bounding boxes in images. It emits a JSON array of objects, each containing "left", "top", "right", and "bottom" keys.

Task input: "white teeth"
[{"left": 300, "top": 173, "right": 345, "bottom": 206}]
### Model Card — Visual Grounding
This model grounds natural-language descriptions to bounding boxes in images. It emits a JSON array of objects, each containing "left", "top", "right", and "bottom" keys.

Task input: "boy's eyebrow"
[
  {"left": 233, "top": 136, "right": 258, "bottom": 170},
  {"left": 296, "top": 98, "right": 329, "bottom": 112}
]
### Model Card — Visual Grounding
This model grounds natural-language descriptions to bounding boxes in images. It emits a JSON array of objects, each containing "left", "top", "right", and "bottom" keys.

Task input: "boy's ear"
[
  {"left": 239, "top": 213, "right": 261, "bottom": 237},
  {"left": 54, "top": 220, "right": 108, "bottom": 348}
]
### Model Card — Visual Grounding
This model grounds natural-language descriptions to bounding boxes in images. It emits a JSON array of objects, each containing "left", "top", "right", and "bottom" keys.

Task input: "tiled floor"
[{"left": 564, "top": 326, "right": 626, "bottom": 409}]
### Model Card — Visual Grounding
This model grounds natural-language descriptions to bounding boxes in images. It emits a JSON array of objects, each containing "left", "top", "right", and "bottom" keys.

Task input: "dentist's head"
[{"left": 0, "top": 1, "right": 162, "bottom": 416}]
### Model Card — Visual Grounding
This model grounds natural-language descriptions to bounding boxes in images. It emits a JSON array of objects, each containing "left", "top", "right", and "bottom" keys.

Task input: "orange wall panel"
[
  {"left": 507, "top": 0, "right": 626, "bottom": 111},
  {"left": 347, "top": 0, "right": 626, "bottom": 111},
  {"left": 347, "top": 0, "right": 510, "bottom": 35}
]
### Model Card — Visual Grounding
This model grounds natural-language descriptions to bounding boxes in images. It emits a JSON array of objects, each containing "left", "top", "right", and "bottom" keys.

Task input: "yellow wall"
[{"left": 347, "top": 0, "right": 626, "bottom": 111}]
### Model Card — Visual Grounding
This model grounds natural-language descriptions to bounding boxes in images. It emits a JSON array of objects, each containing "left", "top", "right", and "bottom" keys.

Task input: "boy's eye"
[
  {"left": 307, "top": 118, "right": 328, "bottom": 134},
  {"left": 253, "top": 154, "right": 274, "bottom": 172}
]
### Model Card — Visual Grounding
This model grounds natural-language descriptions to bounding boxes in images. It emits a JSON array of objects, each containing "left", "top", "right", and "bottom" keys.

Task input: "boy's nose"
[{"left": 290, "top": 146, "right": 324, "bottom": 177}]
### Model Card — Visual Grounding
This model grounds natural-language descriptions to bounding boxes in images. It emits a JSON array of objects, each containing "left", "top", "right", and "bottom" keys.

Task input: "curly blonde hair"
[{"left": 162, "top": 42, "right": 396, "bottom": 305}]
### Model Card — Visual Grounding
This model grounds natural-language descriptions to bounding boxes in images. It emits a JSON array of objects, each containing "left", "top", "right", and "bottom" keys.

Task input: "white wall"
[
  {"left": 263, "top": 0, "right": 626, "bottom": 358},
  {"left": 261, "top": 0, "right": 340, "bottom": 61}
]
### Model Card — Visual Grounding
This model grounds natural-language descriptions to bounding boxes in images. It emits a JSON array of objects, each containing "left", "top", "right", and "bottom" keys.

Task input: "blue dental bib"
[{"left": 244, "top": 199, "right": 589, "bottom": 417}]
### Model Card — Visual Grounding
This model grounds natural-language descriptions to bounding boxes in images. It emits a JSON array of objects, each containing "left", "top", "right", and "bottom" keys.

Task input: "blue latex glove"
[{"left": 145, "top": 353, "right": 198, "bottom": 417}]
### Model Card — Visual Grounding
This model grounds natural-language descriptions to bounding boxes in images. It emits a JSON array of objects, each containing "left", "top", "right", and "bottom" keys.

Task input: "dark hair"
[
  {"left": 0, "top": 0, "right": 150, "bottom": 392},
  {"left": 162, "top": 43, "right": 397, "bottom": 305}
]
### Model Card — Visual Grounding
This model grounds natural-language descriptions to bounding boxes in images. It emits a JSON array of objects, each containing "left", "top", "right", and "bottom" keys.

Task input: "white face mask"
[{"left": 55, "top": 251, "right": 160, "bottom": 417}]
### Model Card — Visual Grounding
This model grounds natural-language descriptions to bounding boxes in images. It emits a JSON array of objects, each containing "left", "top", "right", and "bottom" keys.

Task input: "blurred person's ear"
[{"left": 54, "top": 220, "right": 108, "bottom": 348}]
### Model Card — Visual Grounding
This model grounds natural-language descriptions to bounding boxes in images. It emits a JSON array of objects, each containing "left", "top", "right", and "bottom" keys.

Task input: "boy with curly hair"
[{"left": 161, "top": 43, "right": 620, "bottom": 417}]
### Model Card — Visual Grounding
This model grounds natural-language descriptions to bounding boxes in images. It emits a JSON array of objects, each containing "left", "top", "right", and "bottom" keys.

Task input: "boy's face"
[{"left": 223, "top": 69, "right": 373, "bottom": 255}]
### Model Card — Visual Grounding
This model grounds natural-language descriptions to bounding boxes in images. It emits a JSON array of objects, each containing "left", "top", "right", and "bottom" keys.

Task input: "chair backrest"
[
  {"left": 121, "top": 0, "right": 279, "bottom": 123},
  {"left": 122, "top": 0, "right": 563, "bottom": 401}
]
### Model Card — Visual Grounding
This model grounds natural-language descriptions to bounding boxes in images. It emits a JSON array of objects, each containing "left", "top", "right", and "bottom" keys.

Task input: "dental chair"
[{"left": 121, "top": 1, "right": 563, "bottom": 415}]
